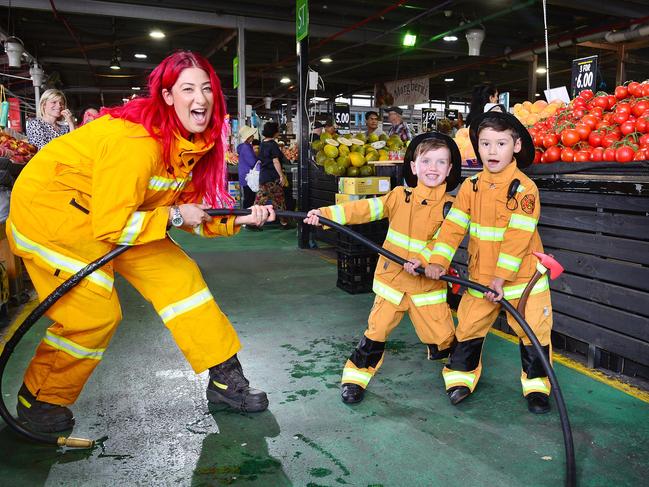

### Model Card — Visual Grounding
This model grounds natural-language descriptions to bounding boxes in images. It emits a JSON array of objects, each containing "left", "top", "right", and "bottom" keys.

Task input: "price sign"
[
  {"left": 422, "top": 108, "right": 437, "bottom": 130},
  {"left": 444, "top": 109, "right": 459, "bottom": 121},
  {"left": 571, "top": 55, "right": 597, "bottom": 98},
  {"left": 334, "top": 102, "right": 350, "bottom": 130}
]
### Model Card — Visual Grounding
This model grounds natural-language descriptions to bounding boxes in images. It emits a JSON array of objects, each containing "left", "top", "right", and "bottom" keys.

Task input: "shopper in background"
[
  {"left": 386, "top": 106, "right": 412, "bottom": 142},
  {"left": 80, "top": 106, "right": 100, "bottom": 126},
  {"left": 26, "top": 89, "right": 76, "bottom": 151},
  {"left": 256, "top": 121, "right": 291, "bottom": 229},
  {"left": 237, "top": 125, "right": 262, "bottom": 231},
  {"left": 310, "top": 120, "right": 324, "bottom": 142},
  {"left": 365, "top": 110, "right": 384, "bottom": 138},
  {"left": 323, "top": 118, "right": 337, "bottom": 137},
  {"left": 466, "top": 83, "right": 498, "bottom": 127},
  {"left": 9, "top": 51, "right": 273, "bottom": 433}
]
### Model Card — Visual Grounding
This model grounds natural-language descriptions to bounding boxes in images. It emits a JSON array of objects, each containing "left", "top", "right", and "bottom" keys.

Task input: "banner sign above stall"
[
  {"left": 422, "top": 108, "right": 437, "bottom": 130},
  {"left": 571, "top": 55, "right": 598, "bottom": 98},
  {"left": 375, "top": 76, "right": 429, "bottom": 107},
  {"left": 296, "top": 0, "right": 309, "bottom": 42},
  {"left": 334, "top": 103, "right": 351, "bottom": 131}
]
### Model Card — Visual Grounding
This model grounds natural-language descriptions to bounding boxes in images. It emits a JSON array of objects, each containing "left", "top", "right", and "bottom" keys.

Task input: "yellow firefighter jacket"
[
  {"left": 320, "top": 183, "right": 454, "bottom": 305},
  {"left": 7, "top": 115, "right": 238, "bottom": 298},
  {"left": 428, "top": 161, "right": 548, "bottom": 300}
]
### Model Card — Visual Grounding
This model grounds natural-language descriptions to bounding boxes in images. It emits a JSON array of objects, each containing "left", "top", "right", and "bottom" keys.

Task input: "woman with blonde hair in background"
[{"left": 26, "top": 88, "right": 76, "bottom": 150}]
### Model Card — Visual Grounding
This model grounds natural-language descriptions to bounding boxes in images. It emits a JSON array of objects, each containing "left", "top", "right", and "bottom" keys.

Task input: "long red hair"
[{"left": 103, "top": 51, "right": 233, "bottom": 207}]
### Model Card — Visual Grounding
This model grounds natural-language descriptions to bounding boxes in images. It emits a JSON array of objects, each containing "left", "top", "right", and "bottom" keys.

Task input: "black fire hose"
[{"left": 0, "top": 209, "right": 575, "bottom": 486}]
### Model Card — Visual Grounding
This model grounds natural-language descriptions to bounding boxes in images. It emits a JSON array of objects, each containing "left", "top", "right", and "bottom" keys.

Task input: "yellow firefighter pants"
[
  {"left": 443, "top": 288, "right": 553, "bottom": 394},
  {"left": 23, "top": 237, "right": 241, "bottom": 406},
  {"left": 342, "top": 293, "right": 455, "bottom": 389}
]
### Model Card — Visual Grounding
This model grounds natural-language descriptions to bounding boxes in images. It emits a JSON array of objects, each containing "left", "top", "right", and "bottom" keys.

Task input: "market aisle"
[{"left": 0, "top": 226, "right": 647, "bottom": 486}]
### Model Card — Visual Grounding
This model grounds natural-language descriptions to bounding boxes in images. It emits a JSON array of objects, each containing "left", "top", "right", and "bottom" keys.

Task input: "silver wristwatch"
[{"left": 170, "top": 206, "right": 184, "bottom": 227}]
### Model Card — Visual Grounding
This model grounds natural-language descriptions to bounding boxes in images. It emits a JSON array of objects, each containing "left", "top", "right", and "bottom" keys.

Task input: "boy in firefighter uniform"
[
  {"left": 304, "top": 132, "right": 461, "bottom": 404},
  {"left": 426, "top": 110, "right": 553, "bottom": 414},
  {"left": 8, "top": 52, "right": 273, "bottom": 433}
]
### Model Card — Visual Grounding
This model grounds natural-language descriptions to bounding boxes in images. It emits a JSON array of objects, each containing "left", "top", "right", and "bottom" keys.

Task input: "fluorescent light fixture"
[
  {"left": 132, "top": 86, "right": 141, "bottom": 91},
  {"left": 403, "top": 32, "right": 417, "bottom": 47},
  {"left": 134, "top": 53, "right": 148, "bottom": 59},
  {"left": 443, "top": 35, "right": 458, "bottom": 42},
  {"left": 149, "top": 30, "right": 165, "bottom": 39},
  {"left": 109, "top": 55, "right": 121, "bottom": 70},
  {"left": 536, "top": 67, "right": 547, "bottom": 74},
  {"left": 535, "top": 93, "right": 541, "bottom": 97},
  {"left": 320, "top": 56, "right": 333, "bottom": 63},
  {"left": 280, "top": 76, "right": 291, "bottom": 84},
  {"left": 444, "top": 78, "right": 454, "bottom": 82}
]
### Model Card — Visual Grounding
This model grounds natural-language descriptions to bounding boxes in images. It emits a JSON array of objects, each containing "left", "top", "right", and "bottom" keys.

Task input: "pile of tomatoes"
[{"left": 528, "top": 81, "right": 649, "bottom": 163}]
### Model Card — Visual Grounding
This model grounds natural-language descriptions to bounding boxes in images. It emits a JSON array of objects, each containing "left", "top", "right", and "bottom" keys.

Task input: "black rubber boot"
[
  {"left": 16, "top": 383, "right": 75, "bottom": 433},
  {"left": 341, "top": 383, "right": 365, "bottom": 404},
  {"left": 447, "top": 386, "right": 471, "bottom": 406},
  {"left": 207, "top": 354, "right": 268, "bottom": 412},
  {"left": 526, "top": 392, "right": 551, "bottom": 414}
]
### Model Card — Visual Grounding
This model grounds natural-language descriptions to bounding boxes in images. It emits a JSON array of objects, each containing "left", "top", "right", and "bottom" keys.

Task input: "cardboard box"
[
  {"left": 338, "top": 177, "right": 391, "bottom": 195},
  {"left": 335, "top": 193, "right": 365, "bottom": 204}
]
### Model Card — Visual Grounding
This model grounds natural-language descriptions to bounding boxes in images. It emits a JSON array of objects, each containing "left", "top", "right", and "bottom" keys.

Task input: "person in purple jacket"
[{"left": 237, "top": 125, "right": 262, "bottom": 230}]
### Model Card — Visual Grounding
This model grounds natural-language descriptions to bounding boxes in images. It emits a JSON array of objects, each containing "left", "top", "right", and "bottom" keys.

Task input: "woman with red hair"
[{"left": 7, "top": 51, "right": 273, "bottom": 433}]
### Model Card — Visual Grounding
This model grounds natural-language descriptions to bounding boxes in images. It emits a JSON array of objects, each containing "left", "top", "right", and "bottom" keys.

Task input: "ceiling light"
[
  {"left": 536, "top": 67, "right": 547, "bottom": 74},
  {"left": 29, "top": 63, "right": 45, "bottom": 87},
  {"left": 280, "top": 76, "right": 291, "bottom": 84},
  {"left": 443, "top": 35, "right": 458, "bottom": 42},
  {"left": 320, "top": 56, "right": 333, "bottom": 63},
  {"left": 132, "top": 86, "right": 141, "bottom": 91},
  {"left": 109, "top": 55, "right": 121, "bottom": 70},
  {"left": 403, "top": 32, "right": 417, "bottom": 47},
  {"left": 466, "top": 28, "right": 485, "bottom": 56},
  {"left": 4, "top": 36, "right": 25, "bottom": 67},
  {"left": 535, "top": 93, "right": 541, "bottom": 97},
  {"left": 444, "top": 78, "right": 454, "bottom": 82},
  {"left": 134, "top": 53, "right": 147, "bottom": 59},
  {"left": 149, "top": 29, "right": 165, "bottom": 39}
]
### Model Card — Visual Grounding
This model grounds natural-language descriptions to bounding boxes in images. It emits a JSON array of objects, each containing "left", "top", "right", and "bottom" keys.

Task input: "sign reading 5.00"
[
  {"left": 571, "top": 55, "right": 598, "bottom": 98},
  {"left": 334, "top": 103, "right": 350, "bottom": 130}
]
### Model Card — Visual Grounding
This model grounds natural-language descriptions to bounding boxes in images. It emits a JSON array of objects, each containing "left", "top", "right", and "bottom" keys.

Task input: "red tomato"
[
  {"left": 633, "top": 148, "right": 647, "bottom": 161},
  {"left": 620, "top": 120, "right": 636, "bottom": 136},
  {"left": 607, "top": 95, "right": 617, "bottom": 110},
  {"left": 615, "top": 145, "right": 635, "bottom": 163},
  {"left": 533, "top": 132, "right": 545, "bottom": 148},
  {"left": 627, "top": 81, "right": 642, "bottom": 98},
  {"left": 534, "top": 150, "right": 542, "bottom": 164},
  {"left": 581, "top": 114, "right": 598, "bottom": 129},
  {"left": 561, "top": 129, "right": 580, "bottom": 147},
  {"left": 574, "top": 150, "right": 590, "bottom": 162},
  {"left": 612, "top": 111, "right": 629, "bottom": 125},
  {"left": 642, "top": 84, "right": 649, "bottom": 98},
  {"left": 616, "top": 102, "right": 632, "bottom": 115},
  {"left": 588, "top": 131, "right": 603, "bottom": 148},
  {"left": 544, "top": 145, "right": 561, "bottom": 162},
  {"left": 579, "top": 89, "right": 594, "bottom": 101},
  {"left": 639, "top": 134, "right": 649, "bottom": 149},
  {"left": 573, "top": 98, "right": 587, "bottom": 109},
  {"left": 575, "top": 123, "right": 591, "bottom": 140},
  {"left": 603, "top": 147, "right": 616, "bottom": 161},
  {"left": 602, "top": 133, "right": 620, "bottom": 148},
  {"left": 593, "top": 96, "right": 609, "bottom": 109},
  {"left": 543, "top": 133, "right": 559, "bottom": 149},
  {"left": 614, "top": 85, "right": 628, "bottom": 100},
  {"left": 589, "top": 147, "right": 604, "bottom": 162},
  {"left": 589, "top": 107, "right": 604, "bottom": 119},
  {"left": 560, "top": 147, "right": 575, "bottom": 162},
  {"left": 632, "top": 100, "right": 649, "bottom": 118}
]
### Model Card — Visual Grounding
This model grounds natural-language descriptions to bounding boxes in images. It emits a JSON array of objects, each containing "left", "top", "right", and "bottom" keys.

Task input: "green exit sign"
[
  {"left": 296, "top": 0, "right": 309, "bottom": 42},
  {"left": 233, "top": 56, "right": 239, "bottom": 89}
]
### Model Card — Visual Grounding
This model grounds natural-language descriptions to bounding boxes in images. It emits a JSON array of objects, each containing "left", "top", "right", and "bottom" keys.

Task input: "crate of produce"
[{"left": 336, "top": 251, "right": 378, "bottom": 294}]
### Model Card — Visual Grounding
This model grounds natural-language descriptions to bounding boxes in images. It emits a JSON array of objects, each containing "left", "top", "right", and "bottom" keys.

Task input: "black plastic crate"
[
  {"left": 336, "top": 219, "right": 388, "bottom": 255},
  {"left": 336, "top": 251, "right": 378, "bottom": 294}
]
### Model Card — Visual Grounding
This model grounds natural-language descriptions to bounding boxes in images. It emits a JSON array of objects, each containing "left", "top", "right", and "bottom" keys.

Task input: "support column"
[
  {"left": 528, "top": 55, "right": 538, "bottom": 101},
  {"left": 296, "top": 36, "right": 310, "bottom": 249},
  {"left": 237, "top": 17, "right": 246, "bottom": 138},
  {"left": 616, "top": 44, "right": 626, "bottom": 86}
]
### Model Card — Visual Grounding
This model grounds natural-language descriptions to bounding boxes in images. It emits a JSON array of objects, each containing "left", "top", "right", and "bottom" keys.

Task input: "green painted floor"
[{"left": 1, "top": 225, "right": 648, "bottom": 486}]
